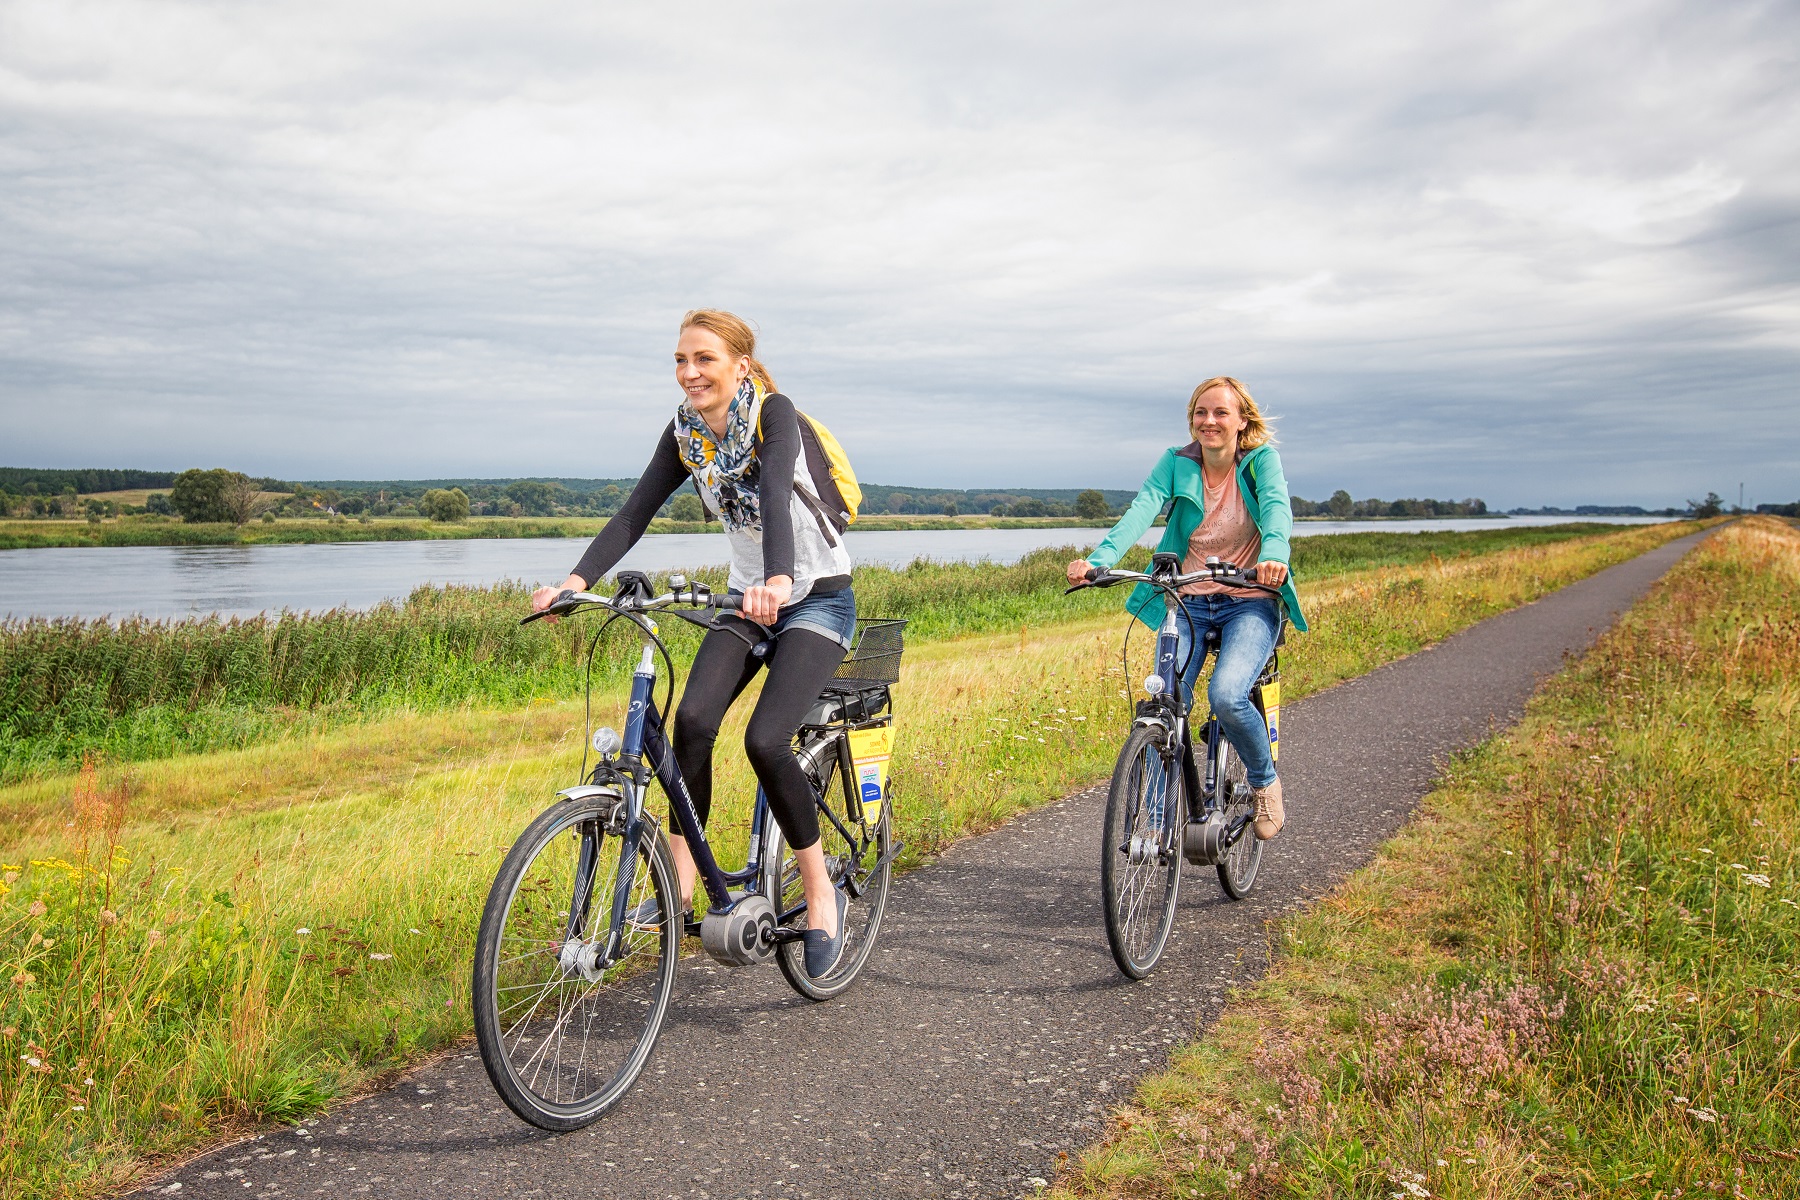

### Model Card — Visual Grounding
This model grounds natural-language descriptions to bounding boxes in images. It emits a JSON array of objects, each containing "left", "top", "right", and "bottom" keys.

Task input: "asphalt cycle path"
[{"left": 135, "top": 529, "right": 1710, "bottom": 1200}]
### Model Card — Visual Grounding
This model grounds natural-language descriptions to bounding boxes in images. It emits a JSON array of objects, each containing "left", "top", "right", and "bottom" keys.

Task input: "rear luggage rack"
[{"left": 823, "top": 618, "right": 906, "bottom": 693}]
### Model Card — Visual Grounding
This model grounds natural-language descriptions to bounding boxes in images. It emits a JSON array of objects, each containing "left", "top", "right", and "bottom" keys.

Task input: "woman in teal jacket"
[{"left": 1068, "top": 376, "right": 1306, "bottom": 840}]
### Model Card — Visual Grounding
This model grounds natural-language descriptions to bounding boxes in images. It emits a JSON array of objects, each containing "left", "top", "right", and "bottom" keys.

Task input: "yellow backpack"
[{"left": 758, "top": 396, "right": 862, "bottom": 534}]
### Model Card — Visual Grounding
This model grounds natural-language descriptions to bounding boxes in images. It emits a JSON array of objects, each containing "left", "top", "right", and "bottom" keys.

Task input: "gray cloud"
[{"left": 2, "top": 0, "right": 1796, "bottom": 508}]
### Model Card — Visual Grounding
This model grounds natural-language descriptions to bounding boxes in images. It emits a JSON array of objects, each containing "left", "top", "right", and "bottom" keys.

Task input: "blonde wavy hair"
[
  {"left": 1187, "top": 376, "right": 1274, "bottom": 451},
  {"left": 680, "top": 309, "right": 776, "bottom": 391}
]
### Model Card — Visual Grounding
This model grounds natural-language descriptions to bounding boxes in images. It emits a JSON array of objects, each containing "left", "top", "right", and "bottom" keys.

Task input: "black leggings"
[{"left": 668, "top": 624, "right": 848, "bottom": 852}]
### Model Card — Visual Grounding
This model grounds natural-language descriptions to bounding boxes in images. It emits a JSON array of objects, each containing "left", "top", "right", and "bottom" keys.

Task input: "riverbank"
[
  {"left": 0, "top": 512, "right": 1129, "bottom": 550},
  {"left": 1, "top": 510, "right": 1680, "bottom": 552},
  {"left": 1054, "top": 517, "right": 1797, "bottom": 1198},
  {"left": 3, "top": 523, "right": 1682, "bottom": 783}
]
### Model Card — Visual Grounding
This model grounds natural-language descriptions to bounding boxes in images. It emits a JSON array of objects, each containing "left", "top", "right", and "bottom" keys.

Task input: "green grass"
[
  {"left": 1, "top": 524, "right": 1678, "bottom": 783},
  {"left": 0, "top": 522, "right": 1706, "bottom": 1197},
  {"left": 1055, "top": 516, "right": 1798, "bottom": 1199}
]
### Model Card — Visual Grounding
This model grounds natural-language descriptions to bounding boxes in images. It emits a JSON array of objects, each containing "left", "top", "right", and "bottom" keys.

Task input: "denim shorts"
[{"left": 729, "top": 584, "right": 858, "bottom": 649}]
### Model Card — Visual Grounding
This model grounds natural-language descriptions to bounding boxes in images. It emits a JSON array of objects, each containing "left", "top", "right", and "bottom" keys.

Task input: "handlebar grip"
[
  {"left": 706, "top": 594, "right": 743, "bottom": 610},
  {"left": 1084, "top": 566, "right": 1103, "bottom": 582}
]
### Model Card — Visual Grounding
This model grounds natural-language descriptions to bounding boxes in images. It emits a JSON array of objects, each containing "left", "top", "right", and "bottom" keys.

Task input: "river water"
[{"left": 0, "top": 517, "right": 1678, "bottom": 622}]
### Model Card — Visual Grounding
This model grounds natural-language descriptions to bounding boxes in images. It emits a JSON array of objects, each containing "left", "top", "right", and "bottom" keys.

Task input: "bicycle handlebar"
[
  {"left": 519, "top": 580, "right": 741, "bottom": 625},
  {"left": 1068, "top": 559, "right": 1283, "bottom": 600}
]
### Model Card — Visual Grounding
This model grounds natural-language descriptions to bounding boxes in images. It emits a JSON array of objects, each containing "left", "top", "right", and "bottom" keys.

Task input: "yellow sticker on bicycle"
[
  {"left": 1260, "top": 680, "right": 1281, "bottom": 762},
  {"left": 846, "top": 725, "right": 894, "bottom": 821}
]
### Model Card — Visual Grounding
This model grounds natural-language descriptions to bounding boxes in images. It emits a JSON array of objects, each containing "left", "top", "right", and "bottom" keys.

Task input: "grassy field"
[
  {"left": 1053, "top": 517, "right": 1797, "bottom": 1199},
  {"left": 2, "top": 523, "right": 1680, "bottom": 786},
  {"left": 0, "top": 521, "right": 1702, "bottom": 1197}
]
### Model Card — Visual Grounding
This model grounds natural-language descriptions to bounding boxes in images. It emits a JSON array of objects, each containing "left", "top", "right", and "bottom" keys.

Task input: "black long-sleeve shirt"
[{"left": 570, "top": 394, "right": 801, "bottom": 587}]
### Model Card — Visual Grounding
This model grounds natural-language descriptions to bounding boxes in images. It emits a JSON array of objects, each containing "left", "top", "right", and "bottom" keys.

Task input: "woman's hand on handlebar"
[
  {"left": 741, "top": 575, "right": 793, "bottom": 625},
  {"left": 1067, "top": 558, "right": 1095, "bottom": 585},
  {"left": 1254, "top": 561, "right": 1289, "bottom": 587},
  {"left": 530, "top": 574, "right": 588, "bottom": 623}
]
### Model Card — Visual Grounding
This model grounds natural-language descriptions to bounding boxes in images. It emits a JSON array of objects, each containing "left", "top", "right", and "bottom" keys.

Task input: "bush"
[{"left": 668, "top": 493, "right": 705, "bottom": 522}]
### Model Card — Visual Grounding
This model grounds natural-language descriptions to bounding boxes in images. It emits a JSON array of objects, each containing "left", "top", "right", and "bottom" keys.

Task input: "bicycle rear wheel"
[
  {"left": 1102, "top": 725, "right": 1183, "bottom": 978},
  {"left": 768, "top": 732, "right": 894, "bottom": 1001},
  {"left": 1215, "top": 741, "right": 1264, "bottom": 899},
  {"left": 472, "top": 796, "right": 679, "bottom": 1130}
]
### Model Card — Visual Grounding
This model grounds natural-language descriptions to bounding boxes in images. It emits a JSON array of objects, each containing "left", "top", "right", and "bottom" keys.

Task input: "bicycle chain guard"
[{"left": 700, "top": 893, "right": 778, "bottom": 967}]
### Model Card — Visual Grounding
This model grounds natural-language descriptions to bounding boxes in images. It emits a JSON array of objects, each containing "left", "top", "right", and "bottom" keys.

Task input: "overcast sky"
[{"left": 2, "top": 0, "right": 1796, "bottom": 508}]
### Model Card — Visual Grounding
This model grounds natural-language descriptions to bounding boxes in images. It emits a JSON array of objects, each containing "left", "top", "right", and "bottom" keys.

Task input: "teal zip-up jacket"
[{"left": 1087, "top": 441, "right": 1309, "bottom": 633}]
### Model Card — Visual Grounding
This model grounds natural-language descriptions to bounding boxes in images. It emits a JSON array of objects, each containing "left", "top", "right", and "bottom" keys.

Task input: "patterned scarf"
[{"left": 674, "top": 376, "right": 764, "bottom": 533}]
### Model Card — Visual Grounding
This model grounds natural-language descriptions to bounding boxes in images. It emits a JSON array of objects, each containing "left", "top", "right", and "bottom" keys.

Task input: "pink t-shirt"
[{"left": 1180, "top": 465, "right": 1263, "bottom": 597}]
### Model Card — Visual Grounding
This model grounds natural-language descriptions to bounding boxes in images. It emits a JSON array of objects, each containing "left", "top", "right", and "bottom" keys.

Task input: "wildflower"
[
  {"left": 1674, "top": 1095, "right": 1690, "bottom": 1105},
  {"left": 369, "top": 952, "right": 393, "bottom": 961},
  {"left": 295, "top": 928, "right": 311, "bottom": 936},
  {"left": 1697, "top": 848, "right": 1713, "bottom": 855},
  {"left": 22, "top": 1055, "right": 42, "bottom": 1068},
  {"left": 145, "top": 930, "right": 164, "bottom": 948},
  {"left": 1729, "top": 863, "right": 1748, "bottom": 870},
  {"left": 99, "top": 909, "right": 118, "bottom": 925},
  {"left": 409, "top": 928, "right": 423, "bottom": 935},
  {"left": 1688, "top": 1107, "right": 1718, "bottom": 1123},
  {"left": 28, "top": 900, "right": 47, "bottom": 917},
  {"left": 1742, "top": 874, "right": 1771, "bottom": 888},
  {"left": 1780, "top": 898, "right": 1798, "bottom": 908},
  {"left": 12, "top": 972, "right": 35, "bottom": 987}
]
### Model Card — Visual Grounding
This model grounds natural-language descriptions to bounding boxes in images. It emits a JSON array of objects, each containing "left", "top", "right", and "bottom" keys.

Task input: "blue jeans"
[
  {"left": 1173, "top": 594, "right": 1279, "bottom": 788},
  {"left": 729, "top": 584, "right": 858, "bottom": 649}
]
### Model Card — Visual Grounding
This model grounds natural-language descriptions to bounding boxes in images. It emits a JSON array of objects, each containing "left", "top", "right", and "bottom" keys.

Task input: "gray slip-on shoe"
[{"left": 801, "top": 888, "right": 850, "bottom": 979}]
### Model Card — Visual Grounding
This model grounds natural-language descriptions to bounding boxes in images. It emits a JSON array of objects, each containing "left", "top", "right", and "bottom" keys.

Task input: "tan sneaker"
[{"left": 1252, "top": 777, "right": 1285, "bottom": 841}]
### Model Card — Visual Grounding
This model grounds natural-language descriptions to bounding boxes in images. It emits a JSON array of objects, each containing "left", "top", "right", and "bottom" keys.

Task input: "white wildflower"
[{"left": 369, "top": 953, "right": 393, "bottom": 961}]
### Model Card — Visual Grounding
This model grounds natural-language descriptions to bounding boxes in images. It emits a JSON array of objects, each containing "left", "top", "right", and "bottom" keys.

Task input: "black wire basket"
[{"left": 831, "top": 618, "right": 907, "bottom": 688}]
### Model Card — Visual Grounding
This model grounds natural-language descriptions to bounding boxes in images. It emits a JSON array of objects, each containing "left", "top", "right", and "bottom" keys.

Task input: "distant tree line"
[
  {"left": 1290, "top": 491, "right": 1488, "bottom": 518},
  {"left": 0, "top": 467, "right": 176, "bottom": 494}
]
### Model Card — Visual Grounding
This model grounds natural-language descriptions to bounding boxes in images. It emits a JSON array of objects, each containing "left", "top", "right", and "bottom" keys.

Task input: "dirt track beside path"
[{"left": 132, "top": 530, "right": 1710, "bottom": 1200}]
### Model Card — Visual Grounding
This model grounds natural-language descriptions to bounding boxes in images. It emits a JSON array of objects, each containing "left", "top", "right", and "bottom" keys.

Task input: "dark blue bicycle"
[
  {"left": 1069, "top": 553, "right": 1287, "bottom": 978},
  {"left": 471, "top": 571, "right": 904, "bottom": 1129}
]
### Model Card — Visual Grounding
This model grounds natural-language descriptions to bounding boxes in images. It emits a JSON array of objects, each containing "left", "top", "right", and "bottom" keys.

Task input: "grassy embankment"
[
  {"left": 0, "top": 512, "right": 1138, "bottom": 551},
  {"left": 3, "top": 522, "right": 1682, "bottom": 785},
  {"left": 1054, "top": 517, "right": 1798, "bottom": 1199},
  {"left": 0, "top": 508, "right": 1563, "bottom": 550},
  {"left": 0, "top": 522, "right": 1701, "bottom": 1196}
]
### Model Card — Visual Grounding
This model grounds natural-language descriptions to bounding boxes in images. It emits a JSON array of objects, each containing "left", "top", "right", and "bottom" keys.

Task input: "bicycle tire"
[
  {"left": 1101, "top": 724, "right": 1183, "bottom": 978},
  {"left": 472, "top": 796, "right": 679, "bottom": 1130},
  {"left": 767, "top": 732, "right": 894, "bottom": 1001},
  {"left": 1215, "top": 740, "right": 1264, "bottom": 899}
]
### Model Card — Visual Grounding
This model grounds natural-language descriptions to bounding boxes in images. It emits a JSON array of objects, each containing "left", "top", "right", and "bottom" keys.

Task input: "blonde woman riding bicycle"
[{"left": 1068, "top": 376, "right": 1308, "bottom": 840}]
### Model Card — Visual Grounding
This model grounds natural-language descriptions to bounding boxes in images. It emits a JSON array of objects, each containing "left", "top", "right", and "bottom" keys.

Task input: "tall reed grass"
[
  {"left": 1056, "top": 518, "right": 1797, "bottom": 1199},
  {"left": 2, "top": 524, "right": 1664, "bottom": 783},
  {"left": 0, "top": 522, "right": 1702, "bottom": 1197}
]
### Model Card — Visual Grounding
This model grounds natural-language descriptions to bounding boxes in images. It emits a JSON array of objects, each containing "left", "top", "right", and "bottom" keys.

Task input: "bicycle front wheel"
[
  {"left": 1101, "top": 725, "right": 1183, "bottom": 979},
  {"left": 1215, "top": 740, "right": 1264, "bottom": 899},
  {"left": 472, "top": 797, "right": 679, "bottom": 1130},
  {"left": 768, "top": 734, "right": 895, "bottom": 1001}
]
